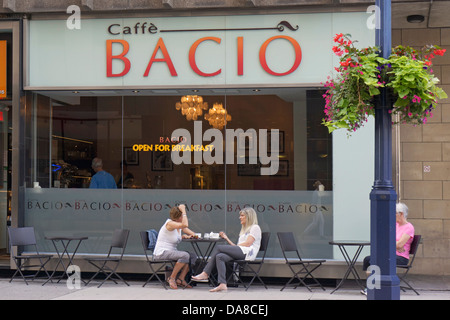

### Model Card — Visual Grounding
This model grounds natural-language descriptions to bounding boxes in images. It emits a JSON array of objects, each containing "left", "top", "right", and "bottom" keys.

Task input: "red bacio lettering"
[{"left": 106, "top": 35, "right": 302, "bottom": 78}]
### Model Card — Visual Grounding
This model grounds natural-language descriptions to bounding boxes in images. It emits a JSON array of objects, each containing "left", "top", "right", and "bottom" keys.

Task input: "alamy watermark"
[
  {"left": 133, "top": 123, "right": 280, "bottom": 175},
  {"left": 66, "top": 5, "right": 81, "bottom": 30},
  {"left": 366, "top": 265, "right": 381, "bottom": 290},
  {"left": 171, "top": 122, "right": 280, "bottom": 175},
  {"left": 366, "top": 5, "right": 381, "bottom": 30},
  {"left": 66, "top": 265, "right": 81, "bottom": 290}
]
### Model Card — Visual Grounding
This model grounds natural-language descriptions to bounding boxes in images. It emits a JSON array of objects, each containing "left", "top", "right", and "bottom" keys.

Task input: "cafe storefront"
[{"left": 19, "top": 11, "right": 375, "bottom": 276}]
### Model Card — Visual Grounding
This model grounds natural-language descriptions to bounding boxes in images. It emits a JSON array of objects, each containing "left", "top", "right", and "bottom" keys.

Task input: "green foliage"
[{"left": 323, "top": 34, "right": 447, "bottom": 134}]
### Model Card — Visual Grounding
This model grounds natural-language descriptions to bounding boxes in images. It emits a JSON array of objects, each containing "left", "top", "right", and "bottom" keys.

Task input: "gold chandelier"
[
  {"left": 175, "top": 95, "right": 208, "bottom": 121},
  {"left": 204, "top": 103, "right": 232, "bottom": 130}
]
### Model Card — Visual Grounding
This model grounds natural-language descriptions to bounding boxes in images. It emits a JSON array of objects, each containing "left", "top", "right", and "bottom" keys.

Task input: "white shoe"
[{"left": 191, "top": 274, "right": 209, "bottom": 282}]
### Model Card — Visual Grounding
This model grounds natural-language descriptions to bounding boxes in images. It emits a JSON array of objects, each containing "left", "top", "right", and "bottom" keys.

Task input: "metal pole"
[{"left": 368, "top": 0, "right": 400, "bottom": 300}]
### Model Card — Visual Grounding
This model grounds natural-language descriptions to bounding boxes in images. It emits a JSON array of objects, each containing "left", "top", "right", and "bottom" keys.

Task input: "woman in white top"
[
  {"left": 154, "top": 204, "right": 196, "bottom": 289},
  {"left": 191, "top": 207, "right": 262, "bottom": 292}
]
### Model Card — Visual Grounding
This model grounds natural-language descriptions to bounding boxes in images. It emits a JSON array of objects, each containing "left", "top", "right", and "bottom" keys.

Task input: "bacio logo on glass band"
[{"left": 105, "top": 21, "right": 301, "bottom": 78}]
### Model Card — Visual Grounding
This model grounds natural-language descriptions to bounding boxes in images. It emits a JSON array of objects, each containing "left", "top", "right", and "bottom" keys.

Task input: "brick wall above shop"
[
  {"left": 0, "top": 0, "right": 438, "bottom": 14},
  {"left": 0, "top": 0, "right": 335, "bottom": 12}
]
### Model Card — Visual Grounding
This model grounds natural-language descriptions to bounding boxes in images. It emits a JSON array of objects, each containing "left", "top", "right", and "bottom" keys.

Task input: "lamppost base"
[
  {"left": 367, "top": 275, "right": 400, "bottom": 300},
  {"left": 369, "top": 188, "right": 400, "bottom": 300}
]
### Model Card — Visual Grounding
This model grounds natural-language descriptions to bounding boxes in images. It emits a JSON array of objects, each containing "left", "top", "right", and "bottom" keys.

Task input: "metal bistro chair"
[
  {"left": 8, "top": 227, "right": 53, "bottom": 285},
  {"left": 277, "top": 232, "right": 326, "bottom": 292},
  {"left": 227, "top": 232, "right": 271, "bottom": 291},
  {"left": 397, "top": 234, "right": 422, "bottom": 295},
  {"left": 85, "top": 229, "right": 130, "bottom": 288},
  {"left": 139, "top": 230, "right": 174, "bottom": 289}
]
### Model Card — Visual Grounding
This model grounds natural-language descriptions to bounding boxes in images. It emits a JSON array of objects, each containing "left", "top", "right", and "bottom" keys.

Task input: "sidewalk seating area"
[{"left": 0, "top": 273, "right": 449, "bottom": 300}]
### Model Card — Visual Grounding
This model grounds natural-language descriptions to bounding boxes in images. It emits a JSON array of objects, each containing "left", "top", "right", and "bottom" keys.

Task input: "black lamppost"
[{"left": 368, "top": 0, "right": 400, "bottom": 300}]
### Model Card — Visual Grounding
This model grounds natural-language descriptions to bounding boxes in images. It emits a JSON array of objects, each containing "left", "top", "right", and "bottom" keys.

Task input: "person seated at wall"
[
  {"left": 153, "top": 204, "right": 197, "bottom": 289},
  {"left": 361, "top": 202, "right": 415, "bottom": 295},
  {"left": 89, "top": 157, "right": 117, "bottom": 189}
]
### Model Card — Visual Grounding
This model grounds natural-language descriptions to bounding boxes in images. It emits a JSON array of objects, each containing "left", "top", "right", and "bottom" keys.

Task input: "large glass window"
[{"left": 24, "top": 88, "right": 333, "bottom": 259}]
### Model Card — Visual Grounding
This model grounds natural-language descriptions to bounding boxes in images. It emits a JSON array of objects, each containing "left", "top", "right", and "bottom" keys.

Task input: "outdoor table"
[
  {"left": 183, "top": 237, "right": 225, "bottom": 268},
  {"left": 43, "top": 236, "right": 88, "bottom": 285},
  {"left": 183, "top": 237, "right": 225, "bottom": 285},
  {"left": 329, "top": 240, "right": 370, "bottom": 294}
]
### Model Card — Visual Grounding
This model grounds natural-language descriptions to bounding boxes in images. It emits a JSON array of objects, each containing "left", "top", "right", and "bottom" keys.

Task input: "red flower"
[
  {"left": 332, "top": 46, "right": 341, "bottom": 53},
  {"left": 333, "top": 33, "right": 344, "bottom": 44},
  {"left": 340, "top": 57, "right": 352, "bottom": 67},
  {"left": 434, "top": 49, "right": 446, "bottom": 56}
]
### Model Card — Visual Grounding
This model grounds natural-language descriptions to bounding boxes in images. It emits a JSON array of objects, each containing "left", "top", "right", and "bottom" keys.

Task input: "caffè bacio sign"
[
  {"left": 105, "top": 20, "right": 302, "bottom": 79},
  {"left": 27, "top": 13, "right": 374, "bottom": 88}
]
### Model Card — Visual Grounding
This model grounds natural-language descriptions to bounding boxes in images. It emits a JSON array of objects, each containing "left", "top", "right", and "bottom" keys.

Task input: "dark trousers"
[
  {"left": 363, "top": 255, "right": 409, "bottom": 271},
  {"left": 203, "top": 245, "right": 245, "bottom": 285}
]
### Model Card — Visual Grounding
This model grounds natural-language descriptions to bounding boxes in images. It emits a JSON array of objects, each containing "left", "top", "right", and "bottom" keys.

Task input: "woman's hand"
[
  {"left": 396, "top": 233, "right": 411, "bottom": 252},
  {"left": 220, "top": 231, "right": 235, "bottom": 246},
  {"left": 219, "top": 231, "right": 227, "bottom": 240},
  {"left": 167, "top": 204, "right": 188, "bottom": 231}
]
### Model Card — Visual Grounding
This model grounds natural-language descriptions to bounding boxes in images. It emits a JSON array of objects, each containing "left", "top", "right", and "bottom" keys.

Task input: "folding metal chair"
[
  {"left": 8, "top": 227, "right": 53, "bottom": 285},
  {"left": 85, "top": 229, "right": 130, "bottom": 288},
  {"left": 277, "top": 232, "right": 326, "bottom": 291},
  {"left": 227, "top": 232, "right": 271, "bottom": 291},
  {"left": 397, "top": 234, "right": 422, "bottom": 295},
  {"left": 139, "top": 231, "right": 174, "bottom": 289}
]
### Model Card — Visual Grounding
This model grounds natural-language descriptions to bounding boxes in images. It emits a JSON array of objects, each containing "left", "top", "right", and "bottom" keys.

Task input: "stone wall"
[{"left": 394, "top": 27, "right": 450, "bottom": 275}]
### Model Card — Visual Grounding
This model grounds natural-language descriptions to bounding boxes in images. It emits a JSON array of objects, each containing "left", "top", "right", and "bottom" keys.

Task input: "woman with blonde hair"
[{"left": 191, "top": 207, "right": 262, "bottom": 292}]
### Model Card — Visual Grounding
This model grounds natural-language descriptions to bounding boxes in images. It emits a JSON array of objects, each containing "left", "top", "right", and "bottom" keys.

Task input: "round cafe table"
[
  {"left": 183, "top": 237, "right": 225, "bottom": 286},
  {"left": 182, "top": 237, "right": 225, "bottom": 270},
  {"left": 43, "top": 236, "right": 88, "bottom": 285},
  {"left": 329, "top": 240, "right": 370, "bottom": 294}
]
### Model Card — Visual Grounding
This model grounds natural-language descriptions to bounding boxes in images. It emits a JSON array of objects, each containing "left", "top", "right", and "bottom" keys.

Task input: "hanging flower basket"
[{"left": 322, "top": 33, "right": 448, "bottom": 133}]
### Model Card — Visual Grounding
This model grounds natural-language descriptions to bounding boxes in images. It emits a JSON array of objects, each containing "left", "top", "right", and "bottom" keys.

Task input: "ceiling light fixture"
[
  {"left": 204, "top": 103, "right": 232, "bottom": 130},
  {"left": 175, "top": 95, "right": 208, "bottom": 121}
]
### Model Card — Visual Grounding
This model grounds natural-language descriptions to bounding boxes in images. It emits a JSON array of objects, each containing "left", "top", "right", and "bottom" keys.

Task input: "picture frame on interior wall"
[
  {"left": 152, "top": 151, "right": 173, "bottom": 171},
  {"left": 268, "top": 130, "right": 285, "bottom": 153},
  {"left": 237, "top": 157, "right": 261, "bottom": 176},
  {"left": 270, "top": 160, "right": 289, "bottom": 176},
  {"left": 238, "top": 132, "right": 255, "bottom": 151},
  {"left": 124, "top": 147, "right": 139, "bottom": 165}
]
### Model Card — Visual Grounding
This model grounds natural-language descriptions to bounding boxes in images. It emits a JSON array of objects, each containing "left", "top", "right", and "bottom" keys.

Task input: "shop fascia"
[{"left": 106, "top": 22, "right": 302, "bottom": 78}]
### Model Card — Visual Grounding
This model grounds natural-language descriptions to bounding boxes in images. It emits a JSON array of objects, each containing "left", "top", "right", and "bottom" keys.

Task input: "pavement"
[{"left": 0, "top": 274, "right": 449, "bottom": 301}]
